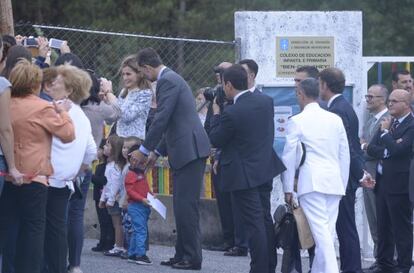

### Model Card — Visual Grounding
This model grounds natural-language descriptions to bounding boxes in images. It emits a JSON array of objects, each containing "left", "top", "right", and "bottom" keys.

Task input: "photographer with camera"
[
  {"left": 203, "top": 62, "right": 249, "bottom": 256},
  {"left": 209, "top": 64, "right": 285, "bottom": 273}
]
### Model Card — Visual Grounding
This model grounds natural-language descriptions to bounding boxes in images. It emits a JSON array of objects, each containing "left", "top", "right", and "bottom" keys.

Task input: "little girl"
[
  {"left": 91, "top": 139, "right": 114, "bottom": 252},
  {"left": 99, "top": 135, "right": 127, "bottom": 257}
]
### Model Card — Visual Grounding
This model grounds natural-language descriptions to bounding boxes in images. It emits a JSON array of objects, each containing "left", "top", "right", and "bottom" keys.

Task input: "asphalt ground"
[{"left": 80, "top": 239, "right": 383, "bottom": 273}]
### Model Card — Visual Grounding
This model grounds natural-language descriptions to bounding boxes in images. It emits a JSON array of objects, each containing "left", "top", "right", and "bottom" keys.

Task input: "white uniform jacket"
[{"left": 281, "top": 102, "right": 350, "bottom": 197}]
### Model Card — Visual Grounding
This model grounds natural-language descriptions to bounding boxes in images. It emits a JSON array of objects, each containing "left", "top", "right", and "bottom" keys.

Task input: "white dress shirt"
[
  {"left": 233, "top": 90, "right": 250, "bottom": 104},
  {"left": 327, "top": 94, "right": 341, "bottom": 108}
]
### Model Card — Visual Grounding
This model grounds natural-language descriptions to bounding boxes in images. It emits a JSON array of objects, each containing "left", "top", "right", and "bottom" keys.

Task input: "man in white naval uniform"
[{"left": 281, "top": 78, "right": 350, "bottom": 273}]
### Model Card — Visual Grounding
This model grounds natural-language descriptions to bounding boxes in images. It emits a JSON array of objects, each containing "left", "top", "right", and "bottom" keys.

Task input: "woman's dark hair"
[
  {"left": 1, "top": 45, "right": 32, "bottom": 79},
  {"left": 81, "top": 70, "right": 101, "bottom": 106},
  {"left": 99, "top": 138, "right": 107, "bottom": 149},
  {"left": 1, "top": 35, "right": 16, "bottom": 63},
  {"left": 55, "top": 53, "right": 84, "bottom": 69}
]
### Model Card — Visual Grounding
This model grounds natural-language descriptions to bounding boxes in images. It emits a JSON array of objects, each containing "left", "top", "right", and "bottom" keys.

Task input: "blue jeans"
[
  {"left": 122, "top": 210, "right": 133, "bottom": 249},
  {"left": 67, "top": 171, "right": 91, "bottom": 267},
  {"left": 0, "top": 155, "right": 7, "bottom": 197},
  {"left": 127, "top": 202, "right": 150, "bottom": 257}
]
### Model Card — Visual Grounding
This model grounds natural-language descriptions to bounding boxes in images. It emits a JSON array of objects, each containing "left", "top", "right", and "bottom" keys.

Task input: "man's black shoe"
[
  {"left": 223, "top": 246, "right": 248, "bottom": 257},
  {"left": 208, "top": 244, "right": 233, "bottom": 252},
  {"left": 362, "top": 261, "right": 379, "bottom": 271},
  {"left": 91, "top": 245, "right": 105, "bottom": 252},
  {"left": 171, "top": 261, "right": 201, "bottom": 270},
  {"left": 160, "top": 257, "right": 181, "bottom": 266}
]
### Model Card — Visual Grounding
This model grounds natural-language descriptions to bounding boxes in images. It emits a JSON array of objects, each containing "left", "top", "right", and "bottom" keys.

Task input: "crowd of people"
[
  {"left": 0, "top": 35, "right": 156, "bottom": 273},
  {"left": 0, "top": 32, "right": 413, "bottom": 273}
]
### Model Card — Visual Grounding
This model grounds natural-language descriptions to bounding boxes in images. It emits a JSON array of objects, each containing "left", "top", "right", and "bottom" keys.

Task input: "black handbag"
[{"left": 273, "top": 204, "right": 296, "bottom": 250}]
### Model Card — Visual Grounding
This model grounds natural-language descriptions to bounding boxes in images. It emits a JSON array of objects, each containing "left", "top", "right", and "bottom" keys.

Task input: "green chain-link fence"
[{"left": 15, "top": 23, "right": 237, "bottom": 93}]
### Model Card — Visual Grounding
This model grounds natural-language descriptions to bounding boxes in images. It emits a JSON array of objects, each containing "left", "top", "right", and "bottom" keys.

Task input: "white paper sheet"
[{"left": 147, "top": 193, "right": 167, "bottom": 219}]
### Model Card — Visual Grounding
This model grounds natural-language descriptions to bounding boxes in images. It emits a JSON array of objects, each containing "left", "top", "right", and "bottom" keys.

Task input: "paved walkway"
[{"left": 81, "top": 239, "right": 388, "bottom": 273}]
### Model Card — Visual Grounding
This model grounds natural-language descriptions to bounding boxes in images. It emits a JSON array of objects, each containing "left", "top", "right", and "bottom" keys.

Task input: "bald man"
[{"left": 366, "top": 89, "right": 414, "bottom": 273}]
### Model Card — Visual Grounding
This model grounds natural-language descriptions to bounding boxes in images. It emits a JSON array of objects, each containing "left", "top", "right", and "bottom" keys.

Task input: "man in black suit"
[
  {"left": 209, "top": 64, "right": 286, "bottom": 273},
  {"left": 319, "top": 67, "right": 366, "bottom": 273},
  {"left": 366, "top": 89, "right": 414, "bottom": 273},
  {"left": 239, "top": 58, "right": 278, "bottom": 271},
  {"left": 131, "top": 48, "right": 211, "bottom": 270},
  {"left": 205, "top": 62, "right": 248, "bottom": 256}
]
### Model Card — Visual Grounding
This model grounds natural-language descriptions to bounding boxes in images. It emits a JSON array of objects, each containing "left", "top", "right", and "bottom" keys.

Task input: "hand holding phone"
[
  {"left": 49, "top": 38, "right": 66, "bottom": 50},
  {"left": 23, "top": 37, "right": 38, "bottom": 48}
]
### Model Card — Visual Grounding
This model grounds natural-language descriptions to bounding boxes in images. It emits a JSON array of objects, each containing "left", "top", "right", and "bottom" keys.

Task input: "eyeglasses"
[
  {"left": 388, "top": 99, "right": 405, "bottom": 104},
  {"left": 365, "top": 95, "right": 383, "bottom": 100}
]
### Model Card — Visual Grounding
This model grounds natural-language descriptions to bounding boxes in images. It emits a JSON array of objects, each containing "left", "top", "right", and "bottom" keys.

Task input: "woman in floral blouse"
[{"left": 114, "top": 55, "right": 152, "bottom": 140}]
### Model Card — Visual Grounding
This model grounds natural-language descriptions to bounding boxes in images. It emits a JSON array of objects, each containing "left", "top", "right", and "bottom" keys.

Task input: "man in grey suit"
[
  {"left": 131, "top": 48, "right": 211, "bottom": 270},
  {"left": 360, "top": 84, "right": 389, "bottom": 271}
]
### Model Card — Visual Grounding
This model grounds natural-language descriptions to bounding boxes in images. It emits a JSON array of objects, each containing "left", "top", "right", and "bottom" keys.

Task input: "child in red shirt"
[{"left": 125, "top": 144, "right": 152, "bottom": 265}]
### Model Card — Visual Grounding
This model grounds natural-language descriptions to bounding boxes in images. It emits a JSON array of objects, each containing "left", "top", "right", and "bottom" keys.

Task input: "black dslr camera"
[{"left": 203, "top": 66, "right": 227, "bottom": 108}]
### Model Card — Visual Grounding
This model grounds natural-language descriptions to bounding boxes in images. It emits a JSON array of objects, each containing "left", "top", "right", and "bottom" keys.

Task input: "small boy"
[
  {"left": 119, "top": 136, "right": 141, "bottom": 257},
  {"left": 125, "top": 144, "right": 153, "bottom": 265}
]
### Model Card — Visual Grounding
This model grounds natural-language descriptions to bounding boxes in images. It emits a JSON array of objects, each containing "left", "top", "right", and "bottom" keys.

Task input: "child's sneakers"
[
  {"left": 127, "top": 256, "right": 138, "bottom": 263},
  {"left": 135, "top": 255, "right": 152, "bottom": 265},
  {"left": 103, "top": 246, "right": 126, "bottom": 257},
  {"left": 120, "top": 251, "right": 129, "bottom": 259}
]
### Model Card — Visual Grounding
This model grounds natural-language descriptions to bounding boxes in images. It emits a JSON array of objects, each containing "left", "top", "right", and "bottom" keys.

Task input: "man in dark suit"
[
  {"left": 209, "top": 64, "right": 286, "bottom": 273},
  {"left": 205, "top": 62, "right": 248, "bottom": 256},
  {"left": 131, "top": 48, "right": 211, "bottom": 270},
  {"left": 239, "top": 58, "right": 278, "bottom": 270},
  {"left": 366, "top": 89, "right": 414, "bottom": 273},
  {"left": 319, "top": 67, "right": 366, "bottom": 273}
]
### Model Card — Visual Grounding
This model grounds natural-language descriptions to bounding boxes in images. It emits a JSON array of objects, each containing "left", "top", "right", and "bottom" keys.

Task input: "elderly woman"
[
  {"left": 1, "top": 59, "right": 75, "bottom": 273},
  {"left": 42, "top": 65, "right": 97, "bottom": 273},
  {"left": 53, "top": 53, "right": 120, "bottom": 273}
]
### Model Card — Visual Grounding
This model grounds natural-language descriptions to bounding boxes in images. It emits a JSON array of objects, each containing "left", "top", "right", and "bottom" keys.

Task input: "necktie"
[
  {"left": 390, "top": 119, "right": 400, "bottom": 133},
  {"left": 367, "top": 116, "right": 377, "bottom": 137}
]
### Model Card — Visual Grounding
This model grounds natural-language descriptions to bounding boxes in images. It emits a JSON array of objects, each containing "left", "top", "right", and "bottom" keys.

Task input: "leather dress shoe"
[
  {"left": 160, "top": 257, "right": 181, "bottom": 266},
  {"left": 171, "top": 261, "right": 201, "bottom": 270},
  {"left": 362, "top": 261, "right": 379, "bottom": 272},
  {"left": 208, "top": 243, "right": 233, "bottom": 252},
  {"left": 223, "top": 246, "right": 248, "bottom": 257}
]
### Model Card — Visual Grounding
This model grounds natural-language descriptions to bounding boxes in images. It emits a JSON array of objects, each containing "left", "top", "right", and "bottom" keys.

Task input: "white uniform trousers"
[{"left": 299, "top": 191, "right": 341, "bottom": 273}]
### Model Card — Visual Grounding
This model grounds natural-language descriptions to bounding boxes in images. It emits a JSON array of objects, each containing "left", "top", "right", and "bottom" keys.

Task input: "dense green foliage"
[{"left": 12, "top": 0, "right": 414, "bottom": 56}]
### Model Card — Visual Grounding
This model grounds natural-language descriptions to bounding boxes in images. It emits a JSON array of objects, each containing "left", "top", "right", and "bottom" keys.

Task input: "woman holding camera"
[{"left": 1, "top": 59, "right": 75, "bottom": 273}]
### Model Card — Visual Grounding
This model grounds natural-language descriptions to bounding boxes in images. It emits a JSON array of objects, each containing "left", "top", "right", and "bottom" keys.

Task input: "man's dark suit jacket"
[
  {"left": 143, "top": 68, "right": 211, "bottom": 169},
  {"left": 329, "top": 95, "right": 365, "bottom": 190},
  {"left": 367, "top": 114, "right": 414, "bottom": 194},
  {"left": 209, "top": 91, "right": 286, "bottom": 192}
]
